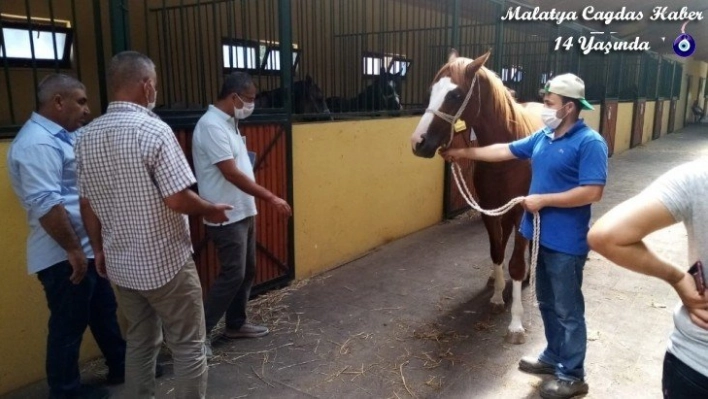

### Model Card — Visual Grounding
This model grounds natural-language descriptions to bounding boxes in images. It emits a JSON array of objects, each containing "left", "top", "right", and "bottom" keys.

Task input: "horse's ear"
[
  {"left": 465, "top": 51, "right": 491, "bottom": 78},
  {"left": 448, "top": 48, "right": 459, "bottom": 63}
]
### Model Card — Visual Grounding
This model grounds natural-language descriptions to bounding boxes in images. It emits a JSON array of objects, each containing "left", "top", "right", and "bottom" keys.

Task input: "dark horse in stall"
[
  {"left": 256, "top": 75, "right": 331, "bottom": 120},
  {"left": 326, "top": 68, "right": 403, "bottom": 113},
  {"left": 410, "top": 50, "right": 544, "bottom": 344}
]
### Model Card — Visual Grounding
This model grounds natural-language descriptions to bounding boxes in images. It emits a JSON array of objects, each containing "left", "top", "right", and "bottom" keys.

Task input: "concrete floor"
[{"left": 4, "top": 124, "right": 708, "bottom": 398}]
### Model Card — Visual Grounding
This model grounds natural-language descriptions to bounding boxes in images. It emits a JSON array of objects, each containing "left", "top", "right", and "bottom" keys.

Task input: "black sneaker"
[
  {"left": 540, "top": 378, "right": 589, "bottom": 399},
  {"left": 518, "top": 356, "right": 556, "bottom": 376}
]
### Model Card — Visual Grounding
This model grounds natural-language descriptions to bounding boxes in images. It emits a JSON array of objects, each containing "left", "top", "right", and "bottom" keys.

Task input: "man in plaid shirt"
[{"left": 76, "top": 51, "right": 231, "bottom": 399}]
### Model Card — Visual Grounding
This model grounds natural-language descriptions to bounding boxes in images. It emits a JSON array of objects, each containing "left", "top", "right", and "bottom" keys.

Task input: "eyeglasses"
[{"left": 236, "top": 93, "right": 256, "bottom": 104}]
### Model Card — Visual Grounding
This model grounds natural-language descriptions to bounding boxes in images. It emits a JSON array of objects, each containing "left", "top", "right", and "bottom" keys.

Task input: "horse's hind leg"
[
  {"left": 482, "top": 215, "right": 507, "bottom": 313},
  {"left": 505, "top": 209, "right": 529, "bottom": 345}
]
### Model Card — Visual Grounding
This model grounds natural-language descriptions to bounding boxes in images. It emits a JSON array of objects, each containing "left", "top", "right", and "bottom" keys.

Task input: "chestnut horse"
[{"left": 411, "top": 50, "right": 543, "bottom": 344}]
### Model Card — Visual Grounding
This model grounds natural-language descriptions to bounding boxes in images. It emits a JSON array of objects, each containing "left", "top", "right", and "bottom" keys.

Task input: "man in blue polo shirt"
[{"left": 441, "top": 73, "right": 608, "bottom": 399}]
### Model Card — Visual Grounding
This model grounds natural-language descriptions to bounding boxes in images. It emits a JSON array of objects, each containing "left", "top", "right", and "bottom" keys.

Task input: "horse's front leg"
[
  {"left": 506, "top": 230, "right": 529, "bottom": 344},
  {"left": 481, "top": 215, "right": 507, "bottom": 313}
]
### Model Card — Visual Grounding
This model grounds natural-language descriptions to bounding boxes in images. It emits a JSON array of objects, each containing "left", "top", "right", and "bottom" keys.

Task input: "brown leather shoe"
[
  {"left": 518, "top": 356, "right": 556, "bottom": 375},
  {"left": 540, "top": 378, "right": 589, "bottom": 399}
]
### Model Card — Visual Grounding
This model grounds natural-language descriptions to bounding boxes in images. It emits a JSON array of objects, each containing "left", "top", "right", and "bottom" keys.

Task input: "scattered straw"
[
  {"left": 425, "top": 376, "right": 443, "bottom": 391},
  {"left": 277, "top": 360, "right": 318, "bottom": 371},
  {"left": 399, "top": 361, "right": 417, "bottom": 398},
  {"left": 473, "top": 321, "right": 495, "bottom": 331},
  {"left": 250, "top": 366, "right": 275, "bottom": 388}
]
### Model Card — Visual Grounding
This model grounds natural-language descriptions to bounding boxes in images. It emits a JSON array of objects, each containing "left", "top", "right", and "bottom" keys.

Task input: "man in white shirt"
[
  {"left": 192, "top": 72, "right": 291, "bottom": 356},
  {"left": 589, "top": 160, "right": 708, "bottom": 397}
]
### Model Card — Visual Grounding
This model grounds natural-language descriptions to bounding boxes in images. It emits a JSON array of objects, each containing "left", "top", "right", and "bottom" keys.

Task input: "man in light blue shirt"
[{"left": 7, "top": 74, "right": 125, "bottom": 399}]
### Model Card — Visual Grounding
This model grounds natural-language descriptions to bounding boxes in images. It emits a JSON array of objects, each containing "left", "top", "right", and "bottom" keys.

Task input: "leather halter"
[{"left": 424, "top": 74, "right": 478, "bottom": 148}]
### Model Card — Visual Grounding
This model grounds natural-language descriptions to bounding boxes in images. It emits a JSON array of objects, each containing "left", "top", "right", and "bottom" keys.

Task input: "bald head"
[
  {"left": 108, "top": 51, "right": 155, "bottom": 91},
  {"left": 37, "top": 74, "right": 85, "bottom": 107},
  {"left": 108, "top": 51, "right": 158, "bottom": 108},
  {"left": 36, "top": 73, "right": 89, "bottom": 132}
]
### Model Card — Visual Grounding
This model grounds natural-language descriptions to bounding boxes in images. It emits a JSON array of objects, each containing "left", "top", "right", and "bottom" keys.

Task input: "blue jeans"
[
  {"left": 663, "top": 351, "right": 708, "bottom": 398},
  {"left": 37, "top": 260, "right": 126, "bottom": 398},
  {"left": 536, "top": 246, "right": 587, "bottom": 381}
]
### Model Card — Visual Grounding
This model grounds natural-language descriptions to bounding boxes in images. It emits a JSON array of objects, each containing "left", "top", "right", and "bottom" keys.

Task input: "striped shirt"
[{"left": 76, "top": 102, "right": 195, "bottom": 290}]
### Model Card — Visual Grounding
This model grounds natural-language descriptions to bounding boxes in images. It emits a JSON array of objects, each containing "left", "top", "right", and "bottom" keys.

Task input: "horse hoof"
[
  {"left": 486, "top": 277, "right": 495, "bottom": 287},
  {"left": 491, "top": 303, "right": 505, "bottom": 314},
  {"left": 505, "top": 331, "right": 526, "bottom": 345}
]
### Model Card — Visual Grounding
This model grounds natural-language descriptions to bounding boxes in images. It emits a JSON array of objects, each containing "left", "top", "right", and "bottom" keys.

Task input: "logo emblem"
[{"left": 673, "top": 21, "right": 696, "bottom": 57}]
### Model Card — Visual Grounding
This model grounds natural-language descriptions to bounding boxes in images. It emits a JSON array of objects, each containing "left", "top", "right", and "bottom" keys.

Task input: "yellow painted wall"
[
  {"left": 582, "top": 105, "right": 601, "bottom": 132},
  {"left": 613, "top": 103, "right": 634, "bottom": 155},
  {"left": 661, "top": 100, "right": 670, "bottom": 136},
  {"left": 292, "top": 117, "right": 443, "bottom": 279},
  {"left": 0, "top": 141, "right": 101, "bottom": 394},
  {"left": 642, "top": 101, "right": 656, "bottom": 144}
]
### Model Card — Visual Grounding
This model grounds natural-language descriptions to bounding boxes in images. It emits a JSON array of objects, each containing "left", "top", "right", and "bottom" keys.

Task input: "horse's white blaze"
[
  {"left": 411, "top": 77, "right": 457, "bottom": 150},
  {"left": 490, "top": 262, "right": 505, "bottom": 306},
  {"left": 509, "top": 280, "right": 525, "bottom": 333}
]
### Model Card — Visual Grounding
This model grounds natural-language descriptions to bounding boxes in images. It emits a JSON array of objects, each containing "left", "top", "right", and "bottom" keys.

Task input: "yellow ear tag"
[{"left": 454, "top": 119, "right": 467, "bottom": 133}]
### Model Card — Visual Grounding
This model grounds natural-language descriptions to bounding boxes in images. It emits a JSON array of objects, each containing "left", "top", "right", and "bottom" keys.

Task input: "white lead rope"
[{"left": 450, "top": 161, "right": 540, "bottom": 303}]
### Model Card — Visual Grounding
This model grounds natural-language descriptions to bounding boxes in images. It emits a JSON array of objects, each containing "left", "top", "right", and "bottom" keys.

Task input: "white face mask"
[
  {"left": 234, "top": 93, "right": 255, "bottom": 119},
  {"left": 541, "top": 105, "right": 567, "bottom": 130},
  {"left": 147, "top": 90, "right": 157, "bottom": 111},
  {"left": 144, "top": 80, "right": 157, "bottom": 111}
]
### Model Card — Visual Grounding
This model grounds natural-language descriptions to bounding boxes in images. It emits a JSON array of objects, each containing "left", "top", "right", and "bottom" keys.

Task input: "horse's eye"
[{"left": 446, "top": 91, "right": 462, "bottom": 101}]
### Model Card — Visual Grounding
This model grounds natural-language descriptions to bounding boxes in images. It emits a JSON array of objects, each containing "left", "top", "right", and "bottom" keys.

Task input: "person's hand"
[
  {"left": 672, "top": 272, "right": 708, "bottom": 329},
  {"left": 94, "top": 250, "right": 107, "bottom": 279},
  {"left": 522, "top": 194, "right": 546, "bottom": 213},
  {"left": 204, "top": 203, "right": 233, "bottom": 224},
  {"left": 438, "top": 148, "right": 467, "bottom": 163},
  {"left": 67, "top": 249, "right": 88, "bottom": 284},
  {"left": 270, "top": 197, "right": 292, "bottom": 216}
]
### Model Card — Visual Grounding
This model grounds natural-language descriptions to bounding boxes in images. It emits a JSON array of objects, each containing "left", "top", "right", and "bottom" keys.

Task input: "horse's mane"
[{"left": 434, "top": 58, "right": 538, "bottom": 140}]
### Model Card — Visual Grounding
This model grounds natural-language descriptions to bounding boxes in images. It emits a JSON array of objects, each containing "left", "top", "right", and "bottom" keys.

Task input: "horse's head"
[
  {"left": 376, "top": 68, "right": 403, "bottom": 111},
  {"left": 294, "top": 75, "right": 331, "bottom": 116},
  {"left": 410, "top": 50, "right": 491, "bottom": 158}
]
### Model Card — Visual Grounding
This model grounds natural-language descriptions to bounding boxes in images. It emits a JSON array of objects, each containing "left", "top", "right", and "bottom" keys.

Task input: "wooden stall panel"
[
  {"left": 601, "top": 100, "right": 618, "bottom": 157},
  {"left": 653, "top": 100, "right": 664, "bottom": 140},
  {"left": 667, "top": 99, "right": 677, "bottom": 133},
  {"left": 630, "top": 100, "right": 645, "bottom": 148},
  {"left": 175, "top": 123, "right": 292, "bottom": 297}
]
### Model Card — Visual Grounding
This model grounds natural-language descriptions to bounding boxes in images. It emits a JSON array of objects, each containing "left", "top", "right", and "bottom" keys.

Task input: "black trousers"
[
  {"left": 38, "top": 260, "right": 126, "bottom": 397},
  {"left": 663, "top": 351, "right": 708, "bottom": 399},
  {"left": 203, "top": 217, "right": 256, "bottom": 334}
]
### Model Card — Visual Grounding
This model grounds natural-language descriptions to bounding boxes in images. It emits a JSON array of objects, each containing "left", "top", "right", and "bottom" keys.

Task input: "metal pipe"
[
  {"left": 70, "top": 0, "right": 82, "bottom": 80},
  {"left": 47, "top": 0, "right": 59, "bottom": 72},
  {"left": 24, "top": 0, "right": 39, "bottom": 110},
  {"left": 278, "top": 0, "right": 292, "bottom": 116},
  {"left": 92, "top": 0, "right": 108, "bottom": 112},
  {"left": 196, "top": 0, "right": 206, "bottom": 106},
  {"left": 179, "top": 0, "right": 190, "bottom": 104},
  {"left": 143, "top": 0, "right": 150, "bottom": 57},
  {"left": 0, "top": 18, "right": 16, "bottom": 123}
]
